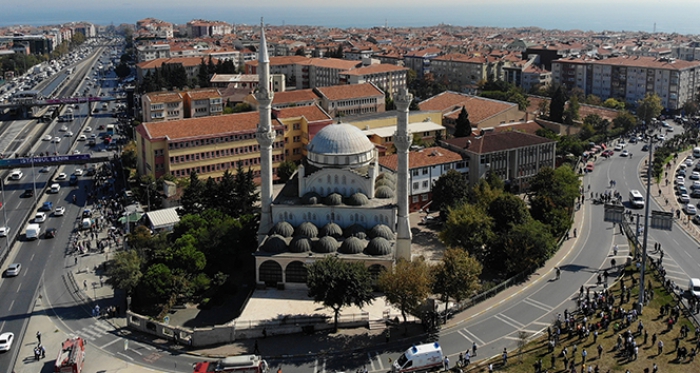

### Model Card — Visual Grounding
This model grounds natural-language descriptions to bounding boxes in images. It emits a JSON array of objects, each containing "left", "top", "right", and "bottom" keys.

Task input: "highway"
[{"left": 0, "top": 45, "right": 117, "bottom": 373}]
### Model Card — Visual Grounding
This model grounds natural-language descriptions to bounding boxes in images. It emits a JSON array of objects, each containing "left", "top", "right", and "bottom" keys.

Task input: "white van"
[
  {"left": 694, "top": 147, "right": 700, "bottom": 159},
  {"left": 392, "top": 343, "right": 444, "bottom": 373},
  {"left": 629, "top": 190, "right": 645, "bottom": 208},
  {"left": 25, "top": 223, "right": 41, "bottom": 240},
  {"left": 10, "top": 169, "right": 23, "bottom": 180},
  {"left": 689, "top": 278, "right": 700, "bottom": 298},
  {"left": 50, "top": 183, "right": 61, "bottom": 193}
]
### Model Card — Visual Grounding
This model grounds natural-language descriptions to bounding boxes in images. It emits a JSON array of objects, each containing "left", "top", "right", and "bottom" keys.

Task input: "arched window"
[
  {"left": 285, "top": 261, "right": 307, "bottom": 283},
  {"left": 342, "top": 176, "right": 347, "bottom": 184},
  {"left": 334, "top": 175, "right": 339, "bottom": 184},
  {"left": 259, "top": 261, "right": 283, "bottom": 285}
]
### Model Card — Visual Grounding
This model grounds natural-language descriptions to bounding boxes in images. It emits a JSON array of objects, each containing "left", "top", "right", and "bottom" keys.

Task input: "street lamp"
[
  {"left": 31, "top": 155, "right": 38, "bottom": 205},
  {"left": 0, "top": 179, "right": 8, "bottom": 250}
]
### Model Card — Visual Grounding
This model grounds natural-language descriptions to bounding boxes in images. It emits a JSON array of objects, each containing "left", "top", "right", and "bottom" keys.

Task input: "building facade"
[{"left": 141, "top": 92, "right": 184, "bottom": 123}]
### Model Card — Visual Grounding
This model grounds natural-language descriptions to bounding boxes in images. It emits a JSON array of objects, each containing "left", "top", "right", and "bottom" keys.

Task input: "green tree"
[
  {"left": 585, "top": 94, "right": 602, "bottom": 106},
  {"left": 385, "top": 90, "right": 396, "bottom": 111},
  {"left": 488, "top": 193, "right": 530, "bottom": 232},
  {"left": 549, "top": 85, "right": 566, "bottom": 123},
  {"left": 602, "top": 98, "right": 625, "bottom": 110},
  {"left": 453, "top": 107, "right": 471, "bottom": 138},
  {"left": 169, "top": 234, "right": 207, "bottom": 275},
  {"left": 203, "top": 177, "right": 220, "bottom": 210},
  {"left": 197, "top": 58, "right": 210, "bottom": 87},
  {"left": 613, "top": 110, "right": 637, "bottom": 132},
  {"left": 636, "top": 93, "right": 663, "bottom": 125},
  {"left": 233, "top": 162, "right": 260, "bottom": 216},
  {"left": 431, "top": 248, "right": 482, "bottom": 316},
  {"left": 563, "top": 95, "right": 580, "bottom": 124},
  {"left": 276, "top": 160, "right": 297, "bottom": 183},
  {"left": 431, "top": 170, "right": 469, "bottom": 218},
  {"left": 528, "top": 166, "right": 579, "bottom": 236},
  {"left": 306, "top": 256, "right": 375, "bottom": 331},
  {"left": 682, "top": 100, "right": 699, "bottom": 116},
  {"left": 440, "top": 203, "right": 494, "bottom": 262},
  {"left": 115, "top": 62, "right": 131, "bottom": 79},
  {"left": 378, "top": 258, "right": 433, "bottom": 324},
  {"left": 178, "top": 172, "right": 205, "bottom": 216},
  {"left": 105, "top": 250, "right": 143, "bottom": 294},
  {"left": 140, "top": 263, "right": 174, "bottom": 304},
  {"left": 489, "top": 219, "right": 556, "bottom": 276}
]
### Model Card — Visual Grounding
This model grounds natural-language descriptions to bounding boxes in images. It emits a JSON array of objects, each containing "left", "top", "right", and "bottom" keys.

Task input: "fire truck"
[
  {"left": 54, "top": 337, "right": 85, "bottom": 373},
  {"left": 193, "top": 355, "right": 269, "bottom": 373}
]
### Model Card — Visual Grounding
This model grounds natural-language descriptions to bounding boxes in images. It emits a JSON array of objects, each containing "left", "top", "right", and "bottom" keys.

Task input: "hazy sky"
[{"left": 3, "top": 1, "right": 700, "bottom": 34}]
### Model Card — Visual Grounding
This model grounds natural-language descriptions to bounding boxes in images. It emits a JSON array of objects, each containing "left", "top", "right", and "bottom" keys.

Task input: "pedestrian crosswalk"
[{"left": 71, "top": 319, "right": 114, "bottom": 342}]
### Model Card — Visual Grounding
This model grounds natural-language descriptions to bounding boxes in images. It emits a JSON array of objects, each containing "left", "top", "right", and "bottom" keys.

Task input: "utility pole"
[{"left": 638, "top": 135, "right": 654, "bottom": 314}]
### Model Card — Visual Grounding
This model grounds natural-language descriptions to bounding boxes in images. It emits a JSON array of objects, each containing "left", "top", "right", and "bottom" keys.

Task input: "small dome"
[
  {"left": 375, "top": 178, "right": 395, "bottom": 188},
  {"left": 307, "top": 123, "right": 375, "bottom": 155},
  {"left": 320, "top": 222, "right": 343, "bottom": 239},
  {"left": 261, "top": 234, "right": 288, "bottom": 253},
  {"left": 324, "top": 193, "right": 343, "bottom": 206},
  {"left": 345, "top": 193, "right": 369, "bottom": 206},
  {"left": 369, "top": 224, "right": 394, "bottom": 240},
  {"left": 269, "top": 221, "right": 294, "bottom": 237},
  {"left": 343, "top": 223, "right": 367, "bottom": 238},
  {"left": 313, "top": 236, "right": 338, "bottom": 254},
  {"left": 302, "top": 192, "right": 322, "bottom": 205},
  {"left": 377, "top": 172, "right": 396, "bottom": 182},
  {"left": 339, "top": 237, "right": 366, "bottom": 254},
  {"left": 289, "top": 236, "right": 312, "bottom": 253},
  {"left": 375, "top": 186, "right": 395, "bottom": 198},
  {"left": 295, "top": 222, "right": 318, "bottom": 238},
  {"left": 365, "top": 237, "right": 392, "bottom": 256}
]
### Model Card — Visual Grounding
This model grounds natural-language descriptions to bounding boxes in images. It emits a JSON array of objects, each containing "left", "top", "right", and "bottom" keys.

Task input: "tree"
[
  {"left": 613, "top": 110, "right": 637, "bottom": 132},
  {"left": 276, "top": 160, "right": 297, "bottom": 183},
  {"left": 306, "top": 256, "right": 375, "bottom": 330},
  {"left": 115, "top": 62, "right": 131, "bottom": 79},
  {"left": 602, "top": 98, "right": 625, "bottom": 110},
  {"left": 488, "top": 193, "right": 530, "bottom": 232},
  {"left": 637, "top": 93, "right": 663, "bottom": 126},
  {"left": 682, "top": 100, "right": 699, "bottom": 117},
  {"left": 454, "top": 107, "right": 471, "bottom": 138},
  {"left": 430, "top": 170, "right": 469, "bottom": 218},
  {"left": 178, "top": 172, "right": 205, "bottom": 216},
  {"left": 197, "top": 58, "right": 210, "bottom": 88},
  {"left": 549, "top": 85, "right": 566, "bottom": 123},
  {"left": 431, "top": 249, "right": 482, "bottom": 317},
  {"left": 105, "top": 250, "right": 143, "bottom": 294},
  {"left": 233, "top": 162, "right": 260, "bottom": 216},
  {"left": 585, "top": 94, "right": 602, "bottom": 106},
  {"left": 140, "top": 263, "right": 174, "bottom": 304},
  {"left": 379, "top": 258, "right": 433, "bottom": 324},
  {"left": 385, "top": 90, "right": 396, "bottom": 111},
  {"left": 563, "top": 95, "right": 580, "bottom": 124},
  {"left": 489, "top": 219, "right": 556, "bottom": 276},
  {"left": 440, "top": 203, "right": 494, "bottom": 262}
]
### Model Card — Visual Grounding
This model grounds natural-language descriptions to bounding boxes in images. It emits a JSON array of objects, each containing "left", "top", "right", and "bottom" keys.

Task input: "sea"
[{"left": 2, "top": 3, "right": 700, "bottom": 35}]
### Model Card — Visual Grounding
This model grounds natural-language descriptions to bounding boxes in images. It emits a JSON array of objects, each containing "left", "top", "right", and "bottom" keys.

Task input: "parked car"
[{"left": 5, "top": 263, "right": 21, "bottom": 277}]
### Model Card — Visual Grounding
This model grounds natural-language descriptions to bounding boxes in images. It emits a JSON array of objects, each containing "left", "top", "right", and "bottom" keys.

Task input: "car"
[
  {"left": 5, "top": 263, "right": 21, "bottom": 277},
  {"left": 54, "top": 206, "right": 65, "bottom": 216},
  {"left": 0, "top": 332, "right": 14, "bottom": 351},
  {"left": 0, "top": 226, "right": 10, "bottom": 237},
  {"left": 59, "top": 125, "right": 68, "bottom": 132},
  {"left": 39, "top": 165, "right": 52, "bottom": 173},
  {"left": 42, "top": 134, "right": 52, "bottom": 141},
  {"left": 44, "top": 228, "right": 57, "bottom": 239},
  {"left": 676, "top": 176, "right": 685, "bottom": 185},
  {"left": 602, "top": 150, "right": 614, "bottom": 157},
  {"left": 620, "top": 150, "right": 629, "bottom": 157},
  {"left": 677, "top": 185, "right": 688, "bottom": 195},
  {"left": 642, "top": 144, "right": 650, "bottom": 152},
  {"left": 69, "top": 174, "right": 78, "bottom": 186},
  {"left": 78, "top": 135, "right": 87, "bottom": 141},
  {"left": 667, "top": 126, "right": 675, "bottom": 132},
  {"left": 678, "top": 169, "right": 687, "bottom": 177},
  {"left": 23, "top": 189, "right": 34, "bottom": 198},
  {"left": 693, "top": 215, "right": 700, "bottom": 225},
  {"left": 685, "top": 204, "right": 698, "bottom": 215},
  {"left": 658, "top": 134, "right": 666, "bottom": 141},
  {"left": 680, "top": 194, "right": 691, "bottom": 203},
  {"left": 41, "top": 201, "right": 53, "bottom": 211},
  {"left": 691, "top": 189, "right": 700, "bottom": 198},
  {"left": 691, "top": 172, "right": 700, "bottom": 181},
  {"left": 52, "top": 136, "right": 61, "bottom": 143},
  {"left": 84, "top": 126, "right": 92, "bottom": 132},
  {"left": 614, "top": 144, "right": 624, "bottom": 151},
  {"left": 34, "top": 212, "right": 47, "bottom": 223},
  {"left": 90, "top": 134, "right": 97, "bottom": 139},
  {"left": 73, "top": 150, "right": 81, "bottom": 155},
  {"left": 56, "top": 173, "right": 67, "bottom": 181},
  {"left": 686, "top": 159, "right": 694, "bottom": 167},
  {"left": 74, "top": 168, "right": 83, "bottom": 176},
  {"left": 65, "top": 131, "right": 74, "bottom": 137}
]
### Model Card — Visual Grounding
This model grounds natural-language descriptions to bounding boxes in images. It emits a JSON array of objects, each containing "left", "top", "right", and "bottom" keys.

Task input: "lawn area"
[{"left": 458, "top": 261, "right": 698, "bottom": 373}]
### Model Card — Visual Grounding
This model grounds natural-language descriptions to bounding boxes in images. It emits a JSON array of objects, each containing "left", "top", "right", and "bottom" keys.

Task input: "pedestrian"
[
  {"left": 253, "top": 340, "right": 260, "bottom": 355},
  {"left": 502, "top": 348, "right": 508, "bottom": 365},
  {"left": 658, "top": 340, "right": 664, "bottom": 355},
  {"left": 574, "top": 228, "right": 577, "bottom": 238},
  {"left": 385, "top": 328, "right": 390, "bottom": 344},
  {"left": 36, "top": 331, "right": 41, "bottom": 344},
  {"left": 74, "top": 256, "right": 78, "bottom": 265},
  {"left": 488, "top": 363, "right": 493, "bottom": 373},
  {"left": 551, "top": 353, "right": 556, "bottom": 369},
  {"left": 472, "top": 341, "right": 477, "bottom": 356},
  {"left": 597, "top": 344, "right": 603, "bottom": 359},
  {"left": 443, "top": 356, "right": 449, "bottom": 371},
  {"left": 83, "top": 279, "right": 88, "bottom": 291},
  {"left": 582, "top": 348, "right": 587, "bottom": 364}
]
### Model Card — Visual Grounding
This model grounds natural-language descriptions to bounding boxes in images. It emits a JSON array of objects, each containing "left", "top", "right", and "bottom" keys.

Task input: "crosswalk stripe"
[
  {"left": 524, "top": 298, "right": 553, "bottom": 312},
  {"left": 460, "top": 328, "right": 485, "bottom": 346},
  {"left": 495, "top": 313, "right": 525, "bottom": 329}
]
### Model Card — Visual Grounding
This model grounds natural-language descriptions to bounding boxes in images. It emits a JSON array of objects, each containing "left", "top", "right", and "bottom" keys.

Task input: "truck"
[
  {"left": 392, "top": 343, "right": 444, "bottom": 373},
  {"left": 54, "top": 336, "right": 85, "bottom": 373},
  {"left": 193, "top": 355, "right": 269, "bottom": 373}
]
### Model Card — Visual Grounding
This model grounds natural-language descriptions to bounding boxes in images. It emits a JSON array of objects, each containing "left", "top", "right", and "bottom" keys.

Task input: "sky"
[{"left": 3, "top": 1, "right": 700, "bottom": 34}]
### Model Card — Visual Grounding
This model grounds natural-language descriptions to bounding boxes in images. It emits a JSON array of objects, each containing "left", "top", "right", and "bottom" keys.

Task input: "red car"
[{"left": 602, "top": 150, "right": 614, "bottom": 157}]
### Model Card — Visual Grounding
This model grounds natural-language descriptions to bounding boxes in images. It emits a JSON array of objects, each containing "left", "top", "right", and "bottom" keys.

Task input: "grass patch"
[{"left": 458, "top": 264, "right": 698, "bottom": 373}]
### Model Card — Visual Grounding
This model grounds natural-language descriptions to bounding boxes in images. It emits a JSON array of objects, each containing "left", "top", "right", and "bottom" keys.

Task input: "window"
[
  {"left": 412, "top": 196, "right": 419, "bottom": 203},
  {"left": 412, "top": 182, "right": 419, "bottom": 190},
  {"left": 422, "top": 194, "right": 429, "bottom": 201},
  {"left": 422, "top": 181, "right": 429, "bottom": 188},
  {"left": 422, "top": 168, "right": 428, "bottom": 175}
]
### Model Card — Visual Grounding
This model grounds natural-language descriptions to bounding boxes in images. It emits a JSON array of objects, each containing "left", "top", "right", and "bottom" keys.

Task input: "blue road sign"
[{"left": 0, "top": 154, "right": 91, "bottom": 168}]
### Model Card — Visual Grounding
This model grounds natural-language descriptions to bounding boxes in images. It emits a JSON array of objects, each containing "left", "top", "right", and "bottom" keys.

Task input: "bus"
[{"left": 106, "top": 124, "right": 115, "bottom": 136}]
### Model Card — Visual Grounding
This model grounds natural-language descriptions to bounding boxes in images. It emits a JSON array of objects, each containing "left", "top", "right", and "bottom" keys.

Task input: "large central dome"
[{"left": 307, "top": 123, "right": 375, "bottom": 168}]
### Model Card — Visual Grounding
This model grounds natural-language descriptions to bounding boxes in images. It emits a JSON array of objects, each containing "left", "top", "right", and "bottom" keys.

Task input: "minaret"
[
  {"left": 394, "top": 88, "right": 413, "bottom": 261},
  {"left": 256, "top": 18, "right": 275, "bottom": 244}
]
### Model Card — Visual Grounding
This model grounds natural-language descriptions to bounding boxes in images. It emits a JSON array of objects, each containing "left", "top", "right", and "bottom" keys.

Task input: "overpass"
[
  {"left": 0, "top": 154, "right": 111, "bottom": 170},
  {"left": 0, "top": 95, "right": 126, "bottom": 110}
]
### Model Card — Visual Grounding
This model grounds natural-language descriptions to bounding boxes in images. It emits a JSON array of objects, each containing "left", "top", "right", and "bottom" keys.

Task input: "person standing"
[
  {"left": 472, "top": 341, "right": 477, "bottom": 356},
  {"left": 36, "top": 331, "right": 41, "bottom": 344},
  {"left": 502, "top": 348, "right": 508, "bottom": 365},
  {"left": 443, "top": 356, "right": 449, "bottom": 371}
]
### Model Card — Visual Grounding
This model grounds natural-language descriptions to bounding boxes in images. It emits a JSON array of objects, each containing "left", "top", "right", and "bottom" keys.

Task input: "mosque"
[{"left": 252, "top": 22, "right": 413, "bottom": 289}]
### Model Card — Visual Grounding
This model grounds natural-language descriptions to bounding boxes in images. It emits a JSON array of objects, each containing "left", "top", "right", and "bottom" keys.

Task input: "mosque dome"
[
  {"left": 269, "top": 221, "right": 294, "bottom": 237},
  {"left": 343, "top": 224, "right": 367, "bottom": 239},
  {"left": 313, "top": 236, "right": 338, "bottom": 254},
  {"left": 261, "top": 235, "right": 288, "bottom": 254},
  {"left": 339, "top": 237, "right": 366, "bottom": 254},
  {"left": 365, "top": 237, "right": 392, "bottom": 256},
  {"left": 320, "top": 222, "right": 343, "bottom": 239},
  {"left": 345, "top": 193, "right": 370, "bottom": 206},
  {"left": 302, "top": 192, "right": 322, "bottom": 205},
  {"left": 289, "top": 236, "right": 313, "bottom": 253},
  {"left": 369, "top": 224, "right": 395, "bottom": 240},
  {"left": 306, "top": 123, "right": 375, "bottom": 168},
  {"left": 295, "top": 222, "right": 319, "bottom": 238},
  {"left": 375, "top": 186, "right": 395, "bottom": 199}
]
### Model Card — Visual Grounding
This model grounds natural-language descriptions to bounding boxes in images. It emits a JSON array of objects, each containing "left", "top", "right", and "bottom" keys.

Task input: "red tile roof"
[
  {"left": 341, "top": 64, "right": 408, "bottom": 76},
  {"left": 272, "top": 89, "right": 319, "bottom": 105},
  {"left": 315, "top": 83, "right": 384, "bottom": 101},
  {"left": 378, "top": 146, "right": 463, "bottom": 171},
  {"left": 137, "top": 57, "right": 217, "bottom": 69},
  {"left": 419, "top": 91, "right": 516, "bottom": 123},
  {"left": 443, "top": 130, "right": 555, "bottom": 155},
  {"left": 144, "top": 91, "right": 182, "bottom": 104},
  {"left": 186, "top": 88, "right": 221, "bottom": 100},
  {"left": 139, "top": 112, "right": 277, "bottom": 141},
  {"left": 275, "top": 105, "right": 332, "bottom": 123}
]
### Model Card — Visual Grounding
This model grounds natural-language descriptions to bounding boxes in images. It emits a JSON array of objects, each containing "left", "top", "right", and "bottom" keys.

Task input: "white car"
[
  {"left": 52, "top": 137, "right": 61, "bottom": 143},
  {"left": 684, "top": 204, "right": 697, "bottom": 215},
  {"left": 679, "top": 194, "right": 691, "bottom": 203},
  {"left": 0, "top": 332, "right": 14, "bottom": 351},
  {"left": 5, "top": 263, "right": 21, "bottom": 277},
  {"left": 74, "top": 168, "right": 83, "bottom": 176},
  {"left": 84, "top": 126, "right": 92, "bottom": 132},
  {"left": 56, "top": 173, "right": 67, "bottom": 181},
  {"left": 34, "top": 212, "right": 47, "bottom": 223},
  {"left": 676, "top": 176, "right": 685, "bottom": 185},
  {"left": 692, "top": 172, "right": 700, "bottom": 181},
  {"left": 78, "top": 135, "right": 87, "bottom": 141},
  {"left": 42, "top": 134, "right": 52, "bottom": 141},
  {"left": 73, "top": 150, "right": 81, "bottom": 155},
  {"left": 0, "top": 226, "right": 10, "bottom": 237},
  {"left": 657, "top": 134, "right": 666, "bottom": 141},
  {"left": 620, "top": 150, "right": 629, "bottom": 157},
  {"left": 54, "top": 206, "right": 66, "bottom": 216},
  {"left": 59, "top": 125, "right": 68, "bottom": 132},
  {"left": 65, "top": 131, "right": 74, "bottom": 137},
  {"left": 614, "top": 144, "right": 624, "bottom": 151}
]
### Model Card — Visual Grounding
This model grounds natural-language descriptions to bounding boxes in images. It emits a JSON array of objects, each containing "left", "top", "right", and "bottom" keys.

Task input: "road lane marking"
[
  {"left": 367, "top": 353, "right": 376, "bottom": 371},
  {"left": 460, "top": 328, "right": 485, "bottom": 346},
  {"left": 17, "top": 282, "right": 22, "bottom": 292},
  {"left": 321, "top": 358, "right": 326, "bottom": 373},
  {"left": 313, "top": 358, "right": 318, "bottom": 373},
  {"left": 9, "top": 300, "right": 14, "bottom": 311},
  {"left": 376, "top": 352, "right": 384, "bottom": 370},
  {"left": 99, "top": 337, "right": 121, "bottom": 349},
  {"left": 117, "top": 352, "right": 134, "bottom": 361},
  {"left": 523, "top": 298, "right": 553, "bottom": 312},
  {"left": 131, "top": 348, "right": 143, "bottom": 356},
  {"left": 495, "top": 313, "right": 525, "bottom": 329},
  {"left": 30, "top": 253, "right": 35, "bottom": 261}
]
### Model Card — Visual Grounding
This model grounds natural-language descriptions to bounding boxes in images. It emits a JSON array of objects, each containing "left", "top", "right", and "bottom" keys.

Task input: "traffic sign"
[
  {"left": 650, "top": 211, "right": 674, "bottom": 231},
  {"left": 603, "top": 204, "right": 625, "bottom": 223},
  {"left": 0, "top": 154, "right": 91, "bottom": 168}
]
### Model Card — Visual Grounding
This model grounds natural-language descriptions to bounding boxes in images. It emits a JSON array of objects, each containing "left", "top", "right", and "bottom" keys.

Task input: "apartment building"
[
  {"left": 187, "top": 20, "right": 231, "bottom": 37},
  {"left": 364, "top": 120, "right": 447, "bottom": 156},
  {"left": 503, "top": 57, "right": 552, "bottom": 92},
  {"left": 297, "top": 58, "right": 360, "bottom": 90},
  {"left": 269, "top": 89, "right": 320, "bottom": 109},
  {"left": 314, "top": 83, "right": 385, "bottom": 118},
  {"left": 136, "top": 57, "right": 217, "bottom": 84},
  {"left": 430, "top": 53, "right": 489, "bottom": 93},
  {"left": 403, "top": 48, "right": 442, "bottom": 78},
  {"left": 378, "top": 147, "right": 467, "bottom": 212},
  {"left": 210, "top": 73, "right": 286, "bottom": 92},
  {"left": 418, "top": 91, "right": 525, "bottom": 131},
  {"left": 136, "top": 43, "right": 171, "bottom": 62},
  {"left": 441, "top": 130, "right": 556, "bottom": 192},
  {"left": 183, "top": 88, "right": 223, "bottom": 119},
  {"left": 135, "top": 18, "right": 174, "bottom": 39},
  {"left": 135, "top": 112, "right": 285, "bottom": 180},
  {"left": 273, "top": 104, "right": 334, "bottom": 162},
  {"left": 141, "top": 92, "right": 184, "bottom": 123},
  {"left": 552, "top": 56, "right": 700, "bottom": 110},
  {"left": 245, "top": 56, "right": 309, "bottom": 88},
  {"left": 339, "top": 63, "right": 408, "bottom": 98}
]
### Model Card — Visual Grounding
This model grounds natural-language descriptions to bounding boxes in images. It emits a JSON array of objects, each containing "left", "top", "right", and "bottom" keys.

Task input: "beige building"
[
  {"left": 314, "top": 83, "right": 385, "bottom": 118},
  {"left": 141, "top": 91, "right": 184, "bottom": 123},
  {"left": 183, "top": 88, "right": 224, "bottom": 119},
  {"left": 339, "top": 63, "right": 408, "bottom": 98},
  {"left": 135, "top": 112, "right": 285, "bottom": 181}
]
